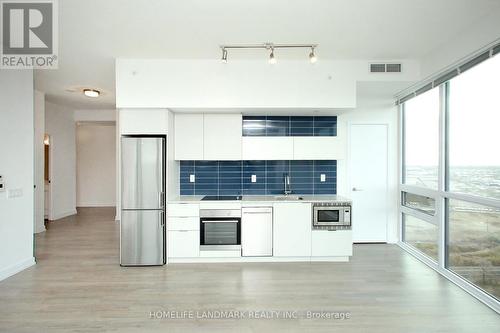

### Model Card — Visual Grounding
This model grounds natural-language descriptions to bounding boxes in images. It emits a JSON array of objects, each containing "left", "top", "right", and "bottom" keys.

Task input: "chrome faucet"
[{"left": 283, "top": 173, "right": 292, "bottom": 195}]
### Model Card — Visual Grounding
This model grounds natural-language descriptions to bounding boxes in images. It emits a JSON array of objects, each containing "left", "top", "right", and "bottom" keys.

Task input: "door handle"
[{"left": 352, "top": 187, "right": 363, "bottom": 191}]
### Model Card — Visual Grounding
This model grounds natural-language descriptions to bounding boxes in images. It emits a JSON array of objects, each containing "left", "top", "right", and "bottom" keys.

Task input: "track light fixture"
[
  {"left": 221, "top": 48, "right": 228, "bottom": 63},
  {"left": 219, "top": 43, "right": 318, "bottom": 64},
  {"left": 269, "top": 47, "right": 277, "bottom": 64},
  {"left": 309, "top": 47, "right": 317, "bottom": 63}
]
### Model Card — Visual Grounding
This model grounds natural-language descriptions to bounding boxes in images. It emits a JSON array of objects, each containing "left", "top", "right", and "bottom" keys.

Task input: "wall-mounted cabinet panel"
[
  {"left": 120, "top": 109, "right": 168, "bottom": 135},
  {"left": 242, "top": 137, "right": 294, "bottom": 160},
  {"left": 174, "top": 114, "right": 204, "bottom": 160},
  {"left": 293, "top": 137, "right": 345, "bottom": 160},
  {"left": 203, "top": 114, "right": 242, "bottom": 160}
]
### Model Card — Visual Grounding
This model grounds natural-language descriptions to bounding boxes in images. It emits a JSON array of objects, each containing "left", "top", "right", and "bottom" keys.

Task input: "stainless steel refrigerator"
[{"left": 120, "top": 136, "right": 166, "bottom": 266}]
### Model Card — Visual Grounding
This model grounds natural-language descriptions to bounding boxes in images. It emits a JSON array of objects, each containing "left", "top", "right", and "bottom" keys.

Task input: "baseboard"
[
  {"left": 77, "top": 203, "right": 116, "bottom": 207},
  {"left": 0, "top": 257, "right": 36, "bottom": 282},
  {"left": 51, "top": 209, "right": 77, "bottom": 221}
]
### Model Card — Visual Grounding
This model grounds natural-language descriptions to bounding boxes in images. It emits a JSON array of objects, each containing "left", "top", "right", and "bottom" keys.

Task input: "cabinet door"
[
  {"left": 311, "top": 230, "right": 353, "bottom": 257},
  {"left": 174, "top": 114, "right": 204, "bottom": 160},
  {"left": 203, "top": 114, "right": 242, "bottom": 160},
  {"left": 273, "top": 202, "right": 312, "bottom": 257},
  {"left": 293, "top": 137, "right": 345, "bottom": 160},
  {"left": 167, "top": 230, "right": 200, "bottom": 258},
  {"left": 242, "top": 137, "right": 294, "bottom": 160}
]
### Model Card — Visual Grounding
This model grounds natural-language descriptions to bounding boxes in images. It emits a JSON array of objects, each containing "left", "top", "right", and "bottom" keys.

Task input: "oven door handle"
[{"left": 201, "top": 220, "right": 240, "bottom": 223}]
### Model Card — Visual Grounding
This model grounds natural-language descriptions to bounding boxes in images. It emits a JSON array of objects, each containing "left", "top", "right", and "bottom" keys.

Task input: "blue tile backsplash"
[
  {"left": 180, "top": 160, "right": 337, "bottom": 196},
  {"left": 242, "top": 116, "right": 337, "bottom": 137}
]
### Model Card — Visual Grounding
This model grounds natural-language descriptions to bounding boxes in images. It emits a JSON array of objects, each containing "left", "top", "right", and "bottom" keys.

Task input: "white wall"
[
  {"left": 0, "top": 70, "right": 36, "bottom": 281},
  {"left": 74, "top": 109, "right": 116, "bottom": 122},
  {"left": 116, "top": 59, "right": 420, "bottom": 109},
  {"left": 76, "top": 123, "right": 116, "bottom": 207},
  {"left": 34, "top": 90, "right": 46, "bottom": 233},
  {"left": 45, "top": 102, "right": 77, "bottom": 220}
]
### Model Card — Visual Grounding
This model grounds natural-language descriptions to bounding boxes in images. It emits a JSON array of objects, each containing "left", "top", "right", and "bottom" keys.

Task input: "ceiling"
[{"left": 35, "top": 0, "right": 500, "bottom": 109}]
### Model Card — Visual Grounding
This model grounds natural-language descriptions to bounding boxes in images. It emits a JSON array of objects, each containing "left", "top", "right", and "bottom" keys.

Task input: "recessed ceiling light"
[{"left": 83, "top": 89, "right": 100, "bottom": 98}]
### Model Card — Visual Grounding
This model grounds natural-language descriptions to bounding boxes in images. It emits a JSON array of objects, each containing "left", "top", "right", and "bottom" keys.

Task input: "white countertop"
[{"left": 168, "top": 195, "right": 351, "bottom": 204}]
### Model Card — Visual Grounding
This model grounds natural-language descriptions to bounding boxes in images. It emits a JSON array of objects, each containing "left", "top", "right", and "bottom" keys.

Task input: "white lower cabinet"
[
  {"left": 273, "top": 202, "right": 312, "bottom": 257},
  {"left": 311, "top": 230, "right": 353, "bottom": 257},
  {"left": 168, "top": 230, "right": 200, "bottom": 258}
]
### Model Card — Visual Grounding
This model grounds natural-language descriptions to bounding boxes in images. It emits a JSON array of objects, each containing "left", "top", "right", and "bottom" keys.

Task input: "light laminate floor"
[{"left": 0, "top": 207, "right": 498, "bottom": 332}]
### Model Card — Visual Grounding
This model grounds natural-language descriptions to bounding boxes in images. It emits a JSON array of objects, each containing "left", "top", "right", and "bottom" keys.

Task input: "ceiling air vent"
[
  {"left": 386, "top": 63, "right": 402, "bottom": 72},
  {"left": 370, "top": 63, "right": 402, "bottom": 73},
  {"left": 370, "top": 63, "right": 386, "bottom": 73}
]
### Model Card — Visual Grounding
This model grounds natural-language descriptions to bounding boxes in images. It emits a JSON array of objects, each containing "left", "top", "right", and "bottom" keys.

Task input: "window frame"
[{"left": 398, "top": 75, "right": 500, "bottom": 312}]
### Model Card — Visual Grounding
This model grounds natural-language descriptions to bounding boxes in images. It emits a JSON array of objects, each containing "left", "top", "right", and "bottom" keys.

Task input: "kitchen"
[
  {"left": 120, "top": 114, "right": 354, "bottom": 265},
  {"left": 116, "top": 57, "right": 406, "bottom": 267}
]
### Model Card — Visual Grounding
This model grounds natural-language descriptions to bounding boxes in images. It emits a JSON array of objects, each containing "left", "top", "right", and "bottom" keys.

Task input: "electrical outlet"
[
  {"left": 320, "top": 174, "right": 326, "bottom": 182},
  {"left": 0, "top": 175, "right": 4, "bottom": 192},
  {"left": 251, "top": 175, "right": 257, "bottom": 183},
  {"left": 189, "top": 174, "right": 195, "bottom": 183},
  {"left": 7, "top": 188, "right": 23, "bottom": 198}
]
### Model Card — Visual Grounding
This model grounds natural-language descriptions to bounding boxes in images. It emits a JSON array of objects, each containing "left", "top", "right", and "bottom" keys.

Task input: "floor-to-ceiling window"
[{"left": 400, "top": 49, "right": 500, "bottom": 309}]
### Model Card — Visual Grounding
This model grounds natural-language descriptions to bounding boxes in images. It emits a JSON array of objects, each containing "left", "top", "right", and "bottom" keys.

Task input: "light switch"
[
  {"left": 251, "top": 175, "right": 257, "bottom": 183},
  {"left": 320, "top": 174, "right": 326, "bottom": 182},
  {"left": 189, "top": 174, "right": 195, "bottom": 183}
]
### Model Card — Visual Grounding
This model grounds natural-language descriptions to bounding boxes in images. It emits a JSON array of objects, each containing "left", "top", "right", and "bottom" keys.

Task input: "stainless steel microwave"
[{"left": 313, "top": 203, "right": 351, "bottom": 227}]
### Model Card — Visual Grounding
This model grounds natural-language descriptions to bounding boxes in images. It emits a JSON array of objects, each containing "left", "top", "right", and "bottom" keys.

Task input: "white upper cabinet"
[
  {"left": 203, "top": 114, "right": 242, "bottom": 160},
  {"left": 293, "top": 137, "right": 345, "bottom": 160},
  {"left": 120, "top": 109, "right": 168, "bottom": 135},
  {"left": 242, "top": 137, "right": 294, "bottom": 160},
  {"left": 174, "top": 114, "right": 204, "bottom": 160}
]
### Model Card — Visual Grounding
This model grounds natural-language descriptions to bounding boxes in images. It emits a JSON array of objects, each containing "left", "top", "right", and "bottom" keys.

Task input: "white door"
[{"left": 349, "top": 124, "right": 388, "bottom": 242}]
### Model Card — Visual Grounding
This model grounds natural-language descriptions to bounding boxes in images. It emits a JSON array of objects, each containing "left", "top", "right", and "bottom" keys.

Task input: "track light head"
[
  {"left": 309, "top": 47, "right": 317, "bottom": 63},
  {"left": 221, "top": 48, "right": 228, "bottom": 63},
  {"left": 269, "top": 48, "right": 277, "bottom": 64}
]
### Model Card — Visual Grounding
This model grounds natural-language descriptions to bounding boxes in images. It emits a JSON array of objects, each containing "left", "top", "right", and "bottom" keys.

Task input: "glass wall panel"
[
  {"left": 403, "top": 88, "right": 440, "bottom": 189},
  {"left": 403, "top": 214, "right": 438, "bottom": 261},
  {"left": 402, "top": 192, "right": 436, "bottom": 215},
  {"left": 447, "top": 199, "right": 500, "bottom": 300},
  {"left": 448, "top": 55, "right": 500, "bottom": 200}
]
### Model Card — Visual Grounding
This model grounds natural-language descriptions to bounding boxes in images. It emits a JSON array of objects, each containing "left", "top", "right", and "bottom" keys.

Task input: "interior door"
[
  {"left": 121, "top": 137, "right": 163, "bottom": 210},
  {"left": 120, "top": 210, "right": 164, "bottom": 265},
  {"left": 349, "top": 124, "right": 388, "bottom": 242}
]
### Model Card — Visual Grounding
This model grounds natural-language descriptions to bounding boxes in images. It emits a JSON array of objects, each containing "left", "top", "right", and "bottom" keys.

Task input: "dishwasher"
[{"left": 241, "top": 207, "right": 273, "bottom": 257}]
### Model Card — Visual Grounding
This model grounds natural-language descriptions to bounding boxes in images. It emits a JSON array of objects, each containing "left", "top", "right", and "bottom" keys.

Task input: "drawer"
[
  {"left": 311, "top": 230, "right": 352, "bottom": 257},
  {"left": 167, "top": 203, "right": 199, "bottom": 217},
  {"left": 168, "top": 230, "right": 200, "bottom": 258},
  {"left": 167, "top": 217, "right": 199, "bottom": 231}
]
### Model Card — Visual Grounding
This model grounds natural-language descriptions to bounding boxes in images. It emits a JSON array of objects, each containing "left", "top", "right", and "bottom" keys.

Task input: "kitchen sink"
[{"left": 273, "top": 195, "right": 303, "bottom": 201}]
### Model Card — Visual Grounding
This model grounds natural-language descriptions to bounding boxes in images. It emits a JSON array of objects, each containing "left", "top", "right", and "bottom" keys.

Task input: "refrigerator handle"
[
  {"left": 159, "top": 211, "right": 165, "bottom": 228},
  {"left": 158, "top": 192, "right": 165, "bottom": 209}
]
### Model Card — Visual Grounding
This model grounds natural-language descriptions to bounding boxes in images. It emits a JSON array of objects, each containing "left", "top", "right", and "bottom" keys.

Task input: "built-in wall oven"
[
  {"left": 312, "top": 202, "right": 351, "bottom": 230},
  {"left": 200, "top": 209, "right": 241, "bottom": 250}
]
